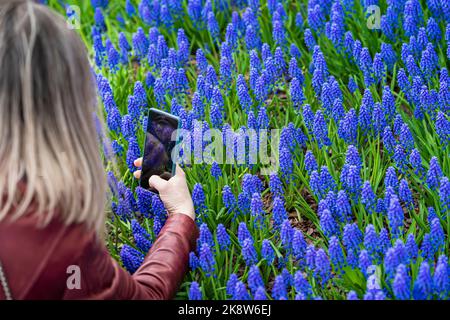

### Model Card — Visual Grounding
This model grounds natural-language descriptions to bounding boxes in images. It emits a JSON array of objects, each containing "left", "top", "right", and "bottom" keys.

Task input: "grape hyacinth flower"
[
  {"left": 426, "top": 157, "right": 443, "bottom": 190},
  {"left": 261, "top": 239, "right": 275, "bottom": 265},
  {"left": 413, "top": 261, "right": 433, "bottom": 300},
  {"left": 272, "top": 275, "right": 288, "bottom": 300},
  {"left": 189, "top": 282, "right": 202, "bottom": 300},
  {"left": 387, "top": 195, "right": 404, "bottom": 239},
  {"left": 233, "top": 281, "right": 250, "bottom": 300},
  {"left": 248, "top": 265, "right": 264, "bottom": 294},
  {"left": 393, "top": 264, "right": 411, "bottom": 300},
  {"left": 120, "top": 245, "right": 144, "bottom": 274},
  {"left": 242, "top": 238, "right": 258, "bottom": 266},
  {"left": 131, "top": 219, "right": 152, "bottom": 252},
  {"left": 329, "top": 236, "right": 345, "bottom": 271}
]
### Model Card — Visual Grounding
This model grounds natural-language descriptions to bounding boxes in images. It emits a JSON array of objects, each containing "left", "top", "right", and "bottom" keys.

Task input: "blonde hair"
[{"left": 0, "top": 0, "right": 106, "bottom": 233}]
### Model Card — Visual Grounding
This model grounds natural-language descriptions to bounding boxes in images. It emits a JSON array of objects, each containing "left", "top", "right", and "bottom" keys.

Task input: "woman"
[{"left": 0, "top": 0, "right": 198, "bottom": 300}]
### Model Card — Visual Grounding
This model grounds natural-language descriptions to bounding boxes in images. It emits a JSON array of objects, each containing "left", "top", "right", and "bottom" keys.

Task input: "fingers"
[
  {"left": 175, "top": 163, "right": 186, "bottom": 177},
  {"left": 133, "top": 158, "right": 143, "bottom": 179},
  {"left": 134, "top": 158, "right": 142, "bottom": 167},
  {"left": 149, "top": 175, "right": 167, "bottom": 191}
]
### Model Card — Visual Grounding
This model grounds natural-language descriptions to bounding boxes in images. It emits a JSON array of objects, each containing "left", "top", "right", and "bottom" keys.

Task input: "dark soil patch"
[
  {"left": 289, "top": 210, "right": 321, "bottom": 243},
  {"left": 300, "top": 188, "right": 318, "bottom": 212}
]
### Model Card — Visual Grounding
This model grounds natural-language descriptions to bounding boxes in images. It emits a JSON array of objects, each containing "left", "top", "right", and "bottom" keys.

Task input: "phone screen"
[{"left": 140, "top": 108, "right": 179, "bottom": 192}]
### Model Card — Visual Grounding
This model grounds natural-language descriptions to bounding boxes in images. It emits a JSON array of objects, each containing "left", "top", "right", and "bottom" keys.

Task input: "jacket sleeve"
[
  {"left": 131, "top": 213, "right": 199, "bottom": 299},
  {"left": 65, "top": 213, "right": 198, "bottom": 300}
]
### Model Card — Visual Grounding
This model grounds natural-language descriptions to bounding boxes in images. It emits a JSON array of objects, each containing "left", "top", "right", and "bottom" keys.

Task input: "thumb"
[
  {"left": 175, "top": 163, "right": 186, "bottom": 177},
  {"left": 149, "top": 175, "right": 167, "bottom": 192}
]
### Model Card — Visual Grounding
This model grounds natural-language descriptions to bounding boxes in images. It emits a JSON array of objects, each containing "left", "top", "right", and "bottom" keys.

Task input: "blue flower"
[
  {"left": 430, "top": 218, "right": 445, "bottom": 253},
  {"left": 338, "top": 108, "right": 358, "bottom": 145},
  {"left": 193, "top": 183, "right": 207, "bottom": 217},
  {"left": 347, "top": 291, "right": 359, "bottom": 300},
  {"left": 253, "top": 287, "right": 267, "bottom": 300},
  {"left": 233, "top": 281, "right": 250, "bottom": 300},
  {"left": 382, "top": 126, "right": 396, "bottom": 155},
  {"left": 433, "top": 255, "right": 449, "bottom": 299},
  {"left": 373, "top": 53, "right": 385, "bottom": 80},
  {"left": 385, "top": 166, "right": 398, "bottom": 191},
  {"left": 387, "top": 195, "right": 404, "bottom": 238},
  {"left": 272, "top": 196, "right": 288, "bottom": 230},
  {"left": 329, "top": 236, "right": 345, "bottom": 271},
  {"left": 384, "top": 247, "right": 400, "bottom": 277},
  {"left": 94, "top": 7, "right": 106, "bottom": 32},
  {"left": 361, "top": 181, "right": 376, "bottom": 215},
  {"left": 132, "top": 27, "right": 149, "bottom": 60},
  {"left": 272, "top": 275, "right": 288, "bottom": 300},
  {"left": 342, "top": 165, "right": 361, "bottom": 201},
  {"left": 273, "top": 19, "right": 285, "bottom": 47},
  {"left": 313, "top": 110, "right": 331, "bottom": 149},
  {"left": 196, "top": 48, "right": 208, "bottom": 74},
  {"left": 343, "top": 223, "right": 363, "bottom": 252},
  {"left": 269, "top": 174, "right": 284, "bottom": 199},
  {"left": 305, "top": 244, "right": 316, "bottom": 270},
  {"left": 348, "top": 77, "right": 358, "bottom": 93},
  {"left": 393, "top": 264, "right": 411, "bottom": 300},
  {"left": 304, "top": 28, "right": 316, "bottom": 51},
  {"left": 413, "top": 261, "right": 433, "bottom": 300},
  {"left": 131, "top": 219, "right": 152, "bottom": 252},
  {"left": 248, "top": 265, "right": 264, "bottom": 294},
  {"left": 420, "top": 233, "right": 434, "bottom": 261},
  {"left": 439, "top": 176, "right": 450, "bottom": 215},
  {"left": 304, "top": 150, "right": 318, "bottom": 175},
  {"left": 120, "top": 245, "right": 144, "bottom": 274},
  {"left": 226, "top": 274, "right": 238, "bottom": 297},
  {"left": 399, "top": 179, "right": 414, "bottom": 208},
  {"left": 405, "top": 233, "right": 419, "bottom": 263},
  {"left": 126, "top": 137, "right": 140, "bottom": 172},
  {"left": 242, "top": 238, "right": 258, "bottom": 266},
  {"left": 261, "top": 239, "right": 275, "bottom": 265},
  {"left": 151, "top": 194, "right": 166, "bottom": 221},
  {"left": 315, "top": 249, "right": 331, "bottom": 285},
  {"left": 245, "top": 25, "right": 261, "bottom": 51},
  {"left": 279, "top": 147, "right": 294, "bottom": 183},
  {"left": 379, "top": 228, "right": 391, "bottom": 253},
  {"left": 363, "top": 224, "right": 379, "bottom": 261},
  {"left": 397, "top": 68, "right": 410, "bottom": 94},
  {"left": 222, "top": 185, "right": 237, "bottom": 215},
  {"left": 409, "top": 148, "right": 424, "bottom": 178},
  {"left": 207, "top": 11, "right": 220, "bottom": 40},
  {"left": 320, "top": 209, "right": 339, "bottom": 238},
  {"left": 198, "top": 223, "right": 214, "bottom": 249},
  {"left": 237, "top": 223, "right": 253, "bottom": 245},
  {"left": 199, "top": 243, "right": 215, "bottom": 275},
  {"left": 280, "top": 219, "right": 294, "bottom": 252},
  {"left": 211, "top": 162, "right": 222, "bottom": 180},
  {"left": 426, "top": 157, "right": 443, "bottom": 190},
  {"left": 290, "top": 78, "right": 305, "bottom": 111},
  {"left": 189, "top": 282, "right": 202, "bottom": 300},
  {"left": 436, "top": 112, "right": 450, "bottom": 147},
  {"left": 371, "top": 102, "right": 387, "bottom": 137},
  {"left": 216, "top": 224, "right": 231, "bottom": 250},
  {"left": 358, "top": 249, "right": 372, "bottom": 277},
  {"left": 237, "top": 83, "right": 252, "bottom": 112}
]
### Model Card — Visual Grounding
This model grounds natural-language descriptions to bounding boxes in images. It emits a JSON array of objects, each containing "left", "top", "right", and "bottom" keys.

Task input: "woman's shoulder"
[{"left": 0, "top": 213, "right": 96, "bottom": 299}]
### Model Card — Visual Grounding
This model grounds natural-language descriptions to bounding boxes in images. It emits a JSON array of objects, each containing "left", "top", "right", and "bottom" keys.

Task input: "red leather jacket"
[{"left": 0, "top": 212, "right": 198, "bottom": 300}]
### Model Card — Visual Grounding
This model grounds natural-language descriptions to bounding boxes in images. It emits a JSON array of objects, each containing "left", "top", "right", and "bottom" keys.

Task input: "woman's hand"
[{"left": 133, "top": 158, "right": 195, "bottom": 221}]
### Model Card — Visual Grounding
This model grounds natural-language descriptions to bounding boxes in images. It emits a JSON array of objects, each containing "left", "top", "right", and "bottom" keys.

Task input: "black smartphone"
[{"left": 140, "top": 108, "right": 180, "bottom": 193}]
